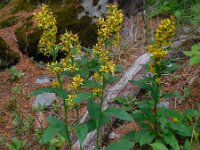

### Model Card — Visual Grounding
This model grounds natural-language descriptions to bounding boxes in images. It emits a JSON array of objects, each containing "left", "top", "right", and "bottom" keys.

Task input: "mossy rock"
[
  {"left": 52, "top": 4, "right": 98, "bottom": 47},
  {"left": 0, "top": 0, "right": 10, "bottom": 9},
  {"left": 0, "top": 16, "right": 19, "bottom": 28},
  {"left": 12, "top": 0, "right": 67, "bottom": 13},
  {"left": 15, "top": 26, "right": 51, "bottom": 62},
  {"left": 0, "top": 37, "right": 19, "bottom": 70},
  {"left": 93, "top": 0, "right": 99, "bottom": 6},
  {"left": 71, "top": 16, "right": 98, "bottom": 47}
]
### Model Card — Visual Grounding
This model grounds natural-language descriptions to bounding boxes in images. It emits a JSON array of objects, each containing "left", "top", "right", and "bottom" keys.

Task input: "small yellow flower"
[
  {"left": 68, "top": 74, "right": 84, "bottom": 90},
  {"left": 155, "top": 77, "right": 161, "bottom": 84},
  {"left": 94, "top": 72, "right": 102, "bottom": 82},
  {"left": 66, "top": 94, "right": 77, "bottom": 108},
  {"left": 172, "top": 117, "right": 179, "bottom": 123},
  {"left": 52, "top": 80, "right": 60, "bottom": 87},
  {"left": 149, "top": 64, "right": 156, "bottom": 73},
  {"left": 92, "top": 88, "right": 102, "bottom": 96},
  {"left": 47, "top": 61, "right": 62, "bottom": 73}
]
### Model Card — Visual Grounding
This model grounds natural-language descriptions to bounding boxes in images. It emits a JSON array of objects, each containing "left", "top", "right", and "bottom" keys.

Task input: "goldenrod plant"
[
  {"left": 107, "top": 18, "right": 200, "bottom": 150},
  {"left": 31, "top": 3, "right": 133, "bottom": 150}
]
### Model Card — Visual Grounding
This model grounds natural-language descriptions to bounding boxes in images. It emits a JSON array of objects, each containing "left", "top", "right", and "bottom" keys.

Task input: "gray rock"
[
  {"left": 33, "top": 93, "right": 57, "bottom": 108},
  {"left": 157, "top": 101, "right": 170, "bottom": 109},
  {"left": 36, "top": 75, "right": 51, "bottom": 84},
  {"left": 108, "top": 131, "right": 119, "bottom": 140}
]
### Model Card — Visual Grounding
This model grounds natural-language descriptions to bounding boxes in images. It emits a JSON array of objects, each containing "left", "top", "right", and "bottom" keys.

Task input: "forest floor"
[{"left": 0, "top": 2, "right": 200, "bottom": 150}]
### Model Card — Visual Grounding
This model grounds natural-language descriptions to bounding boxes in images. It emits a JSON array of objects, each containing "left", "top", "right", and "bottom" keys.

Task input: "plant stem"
[
  {"left": 63, "top": 99, "right": 72, "bottom": 150},
  {"left": 154, "top": 99, "right": 158, "bottom": 136},
  {"left": 96, "top": 78, "right": 105, "bottom": 149},
  {"left": 75, "top": 106, "right": 79, "bottom": 122},
  {"left": 56, "top": 73, "right": 72, "bottom": 150}
]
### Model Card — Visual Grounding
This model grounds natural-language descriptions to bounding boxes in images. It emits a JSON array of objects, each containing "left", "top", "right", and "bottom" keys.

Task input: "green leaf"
[
  {"left": 150, "top": 143, "right": 168, "bottom": 150},
  {"left": 163, "top": 63, "right": 180, "bottom": 73},
  {"left": 106, "top": 139, "right": 135, "bottom": 150},
  {"left": 74, "top": 124, "right": 88, "bottom": 145},
  {"left": 115, "top": 96, "right": 128, "bottom": 105},
  {"left": 43, "top": 117, "right": 69, "bottom": 143},
  {"left": 82, "top": 47, "right": 93, "bottom": 53},
  {"left": 104, "top": 107, "right": 132, "bottom": 121},
  {"left": 138, "top": 131, "right": 155, "bottom": 146},
  {"left": 123, "top": 131, "right": 136, "bottom": 141},
  {"left": 158, "top": 116, "right": 168, "bottom": 129},
  {"left": 115, "top": 65, "right": 124, "bottom": 73},
  {"left": 170, "top": 123, "right": 192, "bottom": 137},
  {"left": 87, "top": 99, "right": 100, "bottom": 125},
  {"left": 158, "top": 108, "right": 183, "bottom": 120},
  {"left": 82, "top": 80, "right": 103, "bottom": 88},
  {"left": 103, "top": 73, "right": 120, "bottom": 84},
  {"left": 191, "top": 43, "right": 200, "bottom": 51},
  {"left": 184, "top": 109, "right": 199, "bottom": 118},
  {"left": 164, "top": 134, "right": 179, "bottom": 150},
  {"left": 72, "top": 92, "right": 93, "bottom": 104},
  {"left": 161, "top": 92, "right": 185, "bottom": 101},
  {"left": 183, "top": 51, "right": 193, "bottom": 57},
  {"left": 78, "top": 67, "right": 89, "bottom": 79},
  {"left": 86, "top": 119, "right": 96, "bottom": 132},
  {"left": 129, "top": 79, "right": 153, "bottom": 92},
  {"left": 189, "top": 56, "right": 200, "bottom": 65},
  {"left": 30, "top": 88, "right": 69, "bottom": 99}
]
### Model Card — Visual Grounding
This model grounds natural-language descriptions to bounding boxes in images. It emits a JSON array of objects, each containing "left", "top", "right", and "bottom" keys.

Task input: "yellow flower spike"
[
  {"left": 33, "top": 4, "right": 57, "bottom": 56},
  {"left": 96, "top": 3, "right": 123, "bottom": 45},
  {"left": 68, "top": 74, "right": 84, "bottom": 90}
]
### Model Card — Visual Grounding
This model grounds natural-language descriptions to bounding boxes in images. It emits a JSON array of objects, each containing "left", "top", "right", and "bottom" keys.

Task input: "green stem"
[
  {"left": 75, "top": 106, "right": 79, "bottom": 122},
  {"left": 56, "top": 73, "right": 62, "bottom": 88},
  {"left": 96, "top": 78, "right": 105, "bottom": 149},
  {"left": 154, "top": 99, "right": 158, "bottom": 136},
  {"left": 64, "top": 100, "right": 72, "bottom": 150}
]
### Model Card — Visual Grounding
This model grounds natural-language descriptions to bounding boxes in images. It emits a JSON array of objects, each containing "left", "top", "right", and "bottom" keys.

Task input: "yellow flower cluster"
[
  {"left": 60, "top": 31, "right": 81, "bottom": 57},
  {"left": 97, "top": 4, "right": 123, "bottom": 45},
  {"left": 172, "top": 117, "right": 179, "bottom": 123},
  {"left": 33, "top": 4, "right": 57, "bottom": 56},
  {"left": 52, "top": 80, "right": 60, "bottom": 88},
  {"left": 60, "top": 31, "right": 82, "bottom": 72},
  {"left": 147, "top": 18, "right": 175, "bottom": 84},
  {"left": 61, "top": 58, "right": 79, "bottom": 72},
  {"left": 68, "top": 74, "right": 84, "bottom": 90},
  {"left": 47, "top": 61, "right": 62, "bottom": 73}
]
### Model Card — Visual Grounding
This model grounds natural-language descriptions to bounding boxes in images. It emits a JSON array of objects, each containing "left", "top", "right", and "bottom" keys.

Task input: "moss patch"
[
  {"left": 12, "top": 0, "right": 64, "bottom": 13},
  {"left": 51, "top": 4, "right": 97, "bottom": 47},
  {"left": 0, "top": 16, "right": 19, "bottom": 28},
  {"left": 0, "top": 0, "right": 11, "bottom": 9},
  {"left": 93, "top": 0, "right": 99, "bottom": 6},
  {"left": 0, "top": 37, "right": 19, "bottom": 70}
]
